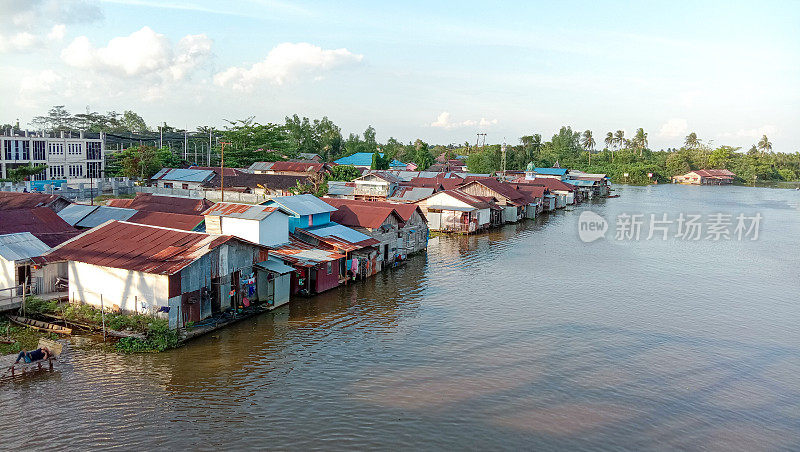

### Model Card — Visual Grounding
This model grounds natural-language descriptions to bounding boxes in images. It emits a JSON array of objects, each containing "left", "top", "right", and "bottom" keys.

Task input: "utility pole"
[
  {"left": 159, "top": 126, "right": 163, "bottom": 149},
  {"left": 501, "top": 140, "right": 507, "bottom": 174},
  {"left": 208, "top": 130, "right": 212, "bottom": 166},
  {"left": 220, "top": 141, "right": 231, "bottom": 202},
  {"left": 184, "top": 130, "right": 188, "bottom": 161}
]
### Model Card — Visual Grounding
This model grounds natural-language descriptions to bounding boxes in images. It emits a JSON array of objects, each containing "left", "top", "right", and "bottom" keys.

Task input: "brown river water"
[{"left": 1, "top": 184, "right": 799, "bottom": 450}]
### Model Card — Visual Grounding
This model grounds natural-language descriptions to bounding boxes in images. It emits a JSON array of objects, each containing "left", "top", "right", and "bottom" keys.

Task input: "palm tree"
[
  {"left": 581, "top": 130, "right": 595, "bottom": 164},
  {"left": 614, "top": 130, "right": 625, "bottom": 150},
  {"left": 685, "top": 132, "right": 699, "bottom": 149},
  {"left": 634, "top": 127, "right": 648, "bottom": 156},
  {"left": 757, "top": 135, "right": 772, "bottom": 155},
  {"left": 531, "top": 133, "right": 542, "bottom": 160},
  {"left": 604, "top": 132, "right": 614, "bottom": 150}
]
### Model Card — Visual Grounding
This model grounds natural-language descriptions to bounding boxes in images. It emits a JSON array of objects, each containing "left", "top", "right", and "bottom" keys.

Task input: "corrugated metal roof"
[
  {"left": 151, "top": 168, "right": 215, "bottom": 182},
  {"left": 0, "top": 232, "right": 50, "bottom": 261},
  {"left": 57, "top": 204, "right": 98, "bottom": 226},
  {"left": 41, "top": 220, "right": 249, "bottom": 275},
  {"left": 203, "top": 202, "right": 281, "bottom": 220},
  {"left": 534, "top": 168, "right": 568, "bottom": 176},
  {"left": 265, "top": 194, "right": 338, "bottom": 216},
  {"left": 326, "top": 181, "right": 356, "bottom": 196},
  {"left": 255, "top": 259, "right": 295, "bottom": 274},
  {"left": 564, "top": 179, "right": 596, "bottom": 187},
  {"left": 299, "top": 222, "right": 376, "bottom": 246},
  {"left": 322, "top": 198, "right": 425, "bottom": 223},
  {"left": 334, "top": 153, "right": 405, "bottom": 167},
  {"left": 75, "top": 206, "right": 137, "bottom": 228},
  {"left": 0, "top": 191, "right": 67, "bottom": 210},
  {"left": 328, "top": 204, "right": 402, "bottom": 229},
  {"left": 107, "top": 193, "right": 214, "bottom": 215},
  {"left": 249, "top": 161, "right": 326, "bottom": 173},
  {"left": 0, "top": 207, "right": 80, "bottom": 247},
  {"left": 269, "top": 237, "right": 345, "bottom": 267},
  {"left": 126, "top": 211, "right": 205, "bottom": 231}
]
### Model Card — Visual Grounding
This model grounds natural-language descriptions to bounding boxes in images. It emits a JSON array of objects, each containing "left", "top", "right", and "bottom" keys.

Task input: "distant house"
[
  {"left": 248, "top": 161, "right": 329, "bottom": 177},
  {"left": 672, "top": 169, "right": 735, "bottom": 185},
  {"left": 203, "top": 173, "right": 310, "bottom": 197},
  {"left": 387, "top": 186, "right": 435, "bottom": 203},
  {"left": 267, "top": 237, "right": 345, "bottom": 295},
  {"left": 203, "top": 202, "right": 290, "bottom": 247},
  {"left": 322, "top": 198, "right": 428, "bottom": 269},
  {"left": 415, "top": 189, "right": 498, "bottom": 233},
  {"left": 0, "top": 232, "right": 50, "bottom": 293},
  {"left": 0, "top": 191, "right": 71, "bottom": 213},
  {"left": 350, "top": 172, "right": 403, "bottom": 200},
  {"left": 518, "top": 178, "right": 576, "bottom": 207},
  {"left": 567, "top": 171, "right": 611, "bottom": 196},
  {"left": 263, "top": 194, "right": 339, "bottom": 233},
  {"left": 38, "top": 220, "right": 268, "bottom": 327},
  {"left": 531, "top": 167, "right": 569, "bottom": 181},
  {"left": 334, "top": 153, "right": 406, "bottom": 169},
  {"left": 151, "top": 168, "right": 216, "bottom": 190},
  {"left": 295, "top": 153, "right": 322, "bottom": 162},
  {"left": 459, "top": 178, "right": 528, "bottom": 223},
  {"left": 107, "top": 193, "right": 214, "bottom": 215}
]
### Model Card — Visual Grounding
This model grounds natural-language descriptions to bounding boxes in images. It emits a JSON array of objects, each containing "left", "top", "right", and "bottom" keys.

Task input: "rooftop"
[
  {"left": 0, "top": 232, "right": 50, "bottom": 261},
  {"left": 203, "top": 202, "right": 284, "bottom": 221},
  {"left": 334, "top": 153, "right": 405, "bottom": 167},
  {"left": 40, "top": 220, "right": 247, "bottom": 275},
  {"left": 248, "top": 161, "right": 327, "bottom": 173},
  {"left": 0, "top": 191, "right": 67, "bottom": 211},
  {"left": 151, "top": 168, "right": 216, "bottom": 183},
  {"left": 0, "top": 207, "right": 80, "bottom": 247},
  {"left": 107, "top": 193, "right": 214, "bottom": 215},
  {"left": 126, "top": 210, "right": 205, "bottom": 231},
  {"left": 269, "top": 236, "right": 345, "bottom": 267},
  {"left": 533, "top": 168, "right": 569, "bottom": 176},
  {"left": 265, "top": 194, "right": 338, "bottom": 216}
]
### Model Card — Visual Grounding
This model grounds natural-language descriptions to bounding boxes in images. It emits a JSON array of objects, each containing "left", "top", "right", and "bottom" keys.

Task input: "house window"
[
  {"left": 68, "top": 164, "right": 83, "bottom": 178},
  {"left": 50, "top": 165, "right": 64, "bottom": 179},
  {"left": 67, "top": 143, "right": 83, "bottom": 156},
  {"left": 164, "top": 182, "right": 173, "bottom": 188},
  {"left": 3, "top": 140, "right": 11, "bottom": 160},
  {"left": 87, "top": 161, "right": 103, "bottom": 178},
  {"left": 182, "top": 183, "right": 189, "bottom": 189},
  {"left": 327, "top": 261, "right": 332, "bottom": 274},
  {"left": 86, "top": 142, "right": 102, "bottom": 160},
  {"left": 32, "top": 141, "right": 46, "bottom": 160},
  {"left": 48, "top": 142, "right": 64, "bottom": 155}
]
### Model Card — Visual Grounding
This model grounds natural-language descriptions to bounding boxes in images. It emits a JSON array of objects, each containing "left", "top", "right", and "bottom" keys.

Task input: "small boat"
[
  {"left": 607, "top": 194, "right": 621, "bottom": 198},
  {"left": 6, "top": 315, "right": 72, "bottom": 335}
]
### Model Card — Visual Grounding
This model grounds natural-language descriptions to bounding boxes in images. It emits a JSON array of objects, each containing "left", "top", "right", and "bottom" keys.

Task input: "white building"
[
  {"left": 0, "top": 232, "right": 50, "bottom": 293},
  {"left": 1, "top": 130, "right": 105, "bottom": 181},
  {"left": 203, "top": 202, "right": 290, "bottom": 247}
]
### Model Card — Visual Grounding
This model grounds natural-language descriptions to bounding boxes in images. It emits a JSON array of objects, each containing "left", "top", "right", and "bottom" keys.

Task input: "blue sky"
[{"left": 1, "top": 0, "right": 798, "bottom": 151}]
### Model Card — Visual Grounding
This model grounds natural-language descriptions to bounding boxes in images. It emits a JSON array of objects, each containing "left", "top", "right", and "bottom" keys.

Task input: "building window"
[
  {"left": 17, "top": 141, "right": 29, "bottom": 160},
  {"left": 163, "top": 182, "right": 173, "bottom": 188},
  {"left": 68, "top": 164, "right": 83, "bottom": 178},
  {"left": 182, "top": 183, "right": 189, "bottom": 189},
  {"left": 3, "top": 140, "right": 11, "bottom": 160},
  {"left": 49, "top": 142, "right": 64, "bottom": 155},
  {"left": 33, "top": 141, "right": 46, "bottom": 160},
  {"left": 327, "top": 261, "right": 332, "bottom": 274},
  {"left": 31, "top": 169, "right": 47, "bottom": 181},
  {"left": 86, "top": 142, "right": 102, "bottom": 160},
  {"left": 68, "top": 143, "right": 83, "bottom": 156},
  {"left": 50, "top": 165, "right": 64, "bottom": 179},
  {"left": 87, "top": 161, "right": 103, "bottom": 178}
]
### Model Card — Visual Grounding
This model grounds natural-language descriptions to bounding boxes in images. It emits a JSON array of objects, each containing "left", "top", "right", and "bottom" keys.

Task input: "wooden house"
[{"left": 672, "top": 169, "right": 735, "bottom": 185}]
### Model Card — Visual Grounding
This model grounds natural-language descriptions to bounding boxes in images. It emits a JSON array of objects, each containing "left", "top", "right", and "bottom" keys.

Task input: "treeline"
[{"left": 464, "top": 126, "right": 800, "bottom": 184}]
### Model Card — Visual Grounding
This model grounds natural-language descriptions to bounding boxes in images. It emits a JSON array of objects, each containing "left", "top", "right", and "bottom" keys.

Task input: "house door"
[
  {"left": 309, "top": 267, "right": 317, "bottom": 293},
  {"left": 210, "top": 278, "right": 221, "bottom": 314},
  {"left": 231, "top": 271, "right": 240, "bottom": 308},
  {"left": 383, "top": 244, "right": 389, "bottom": 261}
]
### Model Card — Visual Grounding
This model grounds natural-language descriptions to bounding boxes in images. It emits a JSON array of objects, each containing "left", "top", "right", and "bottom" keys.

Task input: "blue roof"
[
  {"left": 256, "top": 259, "right": 295, "bottom": 274},
  {"left": 265, "top": 194, "right": 338, "bottom": 216},
  {"left": 75, "top": 206, "right": 137, "bottom": 228},
  {"left": 301, "top": 222, "right": 373, "bottom": 244},
  {"left": 534, "top": 168, "right": 568, "bottom": 176},
  {"left": 564, "top": 179, "right": 596, "bottom": 186},
  {"left": 152, "top": 168, "right": 215, "bottom": 182},
  {"left": 334, "top": 152, "right": 405, "bottom": 167}
]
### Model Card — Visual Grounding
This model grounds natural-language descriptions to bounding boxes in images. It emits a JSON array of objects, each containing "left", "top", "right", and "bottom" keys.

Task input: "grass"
[
  {"left": 93, "top": 193, "right": 136, "bottom": 204},
  {"left": 0, "top": 319, "right": 59, "bottom": 356},
  {"left": 22, "top": 297, "right": 180, "bottom": 353}
]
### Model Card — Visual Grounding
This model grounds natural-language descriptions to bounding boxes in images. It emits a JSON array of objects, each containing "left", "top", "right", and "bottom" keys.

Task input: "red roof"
[
  {"left": 694, "top": 169, "right": 735, "bottom": 178},
  {"left": 257, "top": 161, "right": 327, "bottom": 173},
  {"left": 0, "top": 207, "right": 80, "bottom": 247},
  {"left": 515, "top": 178, "right": 574, "bottom": 192},
  {"left": 406, "top": 177, "right": 463, "bottom": 190},
  {"left": 328, "top": 204, "right": 404, "bottom": 229},
  {"left": 268, "top": 236, "right": 345, "bottom": 267},
  {"left": 107, "top": 193, "right": 214, "bottom": 215},
  {"left": 322, "top": 198, "right": 426, "bottom": 224},
  {"left": 42, "top": 221, "right": 249, "bottom": 275},
  {"left": 460, "top": 178, "right": 528, "bottom": 205},
  {"left": 0, "top": 191, "right": 67, "bottom": 211},
  {"left": 126, "top": 211, "right": 204, "bottom": 231},
  {"left": 513, "top": 184, "right": 547, "bottom": 199},
  {"left": 426, "top": 189, "right": 498, "bottom": 210}
]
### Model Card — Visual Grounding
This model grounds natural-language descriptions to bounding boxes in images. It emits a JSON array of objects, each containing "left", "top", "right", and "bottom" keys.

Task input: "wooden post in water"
[{"left": 101, "top": 293, "right": 106, "bottom": 341}]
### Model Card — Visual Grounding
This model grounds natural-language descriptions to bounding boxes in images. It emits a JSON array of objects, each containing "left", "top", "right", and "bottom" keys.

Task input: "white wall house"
[
  {"left": 203, "top": 202, "right": 290, "bottom": 247},
  {"left": 0, "top": 232, "right": 50, "bottom": 293},
  {"left": 1, "top": 130, "right": 105, "bottom": 181}
]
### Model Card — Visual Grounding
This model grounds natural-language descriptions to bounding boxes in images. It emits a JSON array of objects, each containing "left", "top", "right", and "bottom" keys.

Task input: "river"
[{"left": 1, "top": 184, "right": 799, "bottom": 450}]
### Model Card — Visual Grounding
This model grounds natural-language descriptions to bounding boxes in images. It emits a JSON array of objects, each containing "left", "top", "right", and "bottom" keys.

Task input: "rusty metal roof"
[
  {"left": 202, "top": 202, "right": 282, "bottom": 220},
  {"left": 249, "top": 161, "right": 326, "bottom": 173},
  {"left": 0, "top": 191, "right": 67, "bottom": 210},
  {"left": 126, "top": 211, "right": 205, "bottom": 231},
  {"left": 41, "top": 220, "right": 249, "bottom": 275},
  {"left": 294, "top": 223, "right": 380, "bottom": 253},
  {"left": 107, "top": 193, "right": 214, "bottom": 215},
  {"left": 268, "top": 236, "right": 345, "bottom": 267},
  {"left": 328, "top": 204, "right": 402, "bottom": 229},
  {"left": 0, "top": 207, "right": 81, "bottom": 247},
  {"left": 322, "top": 198, "right": 426, "bottom": 224}
]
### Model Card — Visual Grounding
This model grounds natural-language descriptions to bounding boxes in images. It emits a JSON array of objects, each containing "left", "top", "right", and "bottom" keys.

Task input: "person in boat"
[{"left": 14, "top": 347, "right": 52, "bottom": 364}]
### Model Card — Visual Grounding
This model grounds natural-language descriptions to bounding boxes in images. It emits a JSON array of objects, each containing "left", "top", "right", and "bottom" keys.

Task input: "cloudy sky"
[{"left": 1, "top": 0, "right": 798, "bottom": 151}]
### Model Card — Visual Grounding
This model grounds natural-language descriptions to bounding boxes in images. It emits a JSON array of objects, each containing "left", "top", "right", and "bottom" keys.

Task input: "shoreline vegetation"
[{"left": 5, "top": 107, "right": 798, "bottom": 188}]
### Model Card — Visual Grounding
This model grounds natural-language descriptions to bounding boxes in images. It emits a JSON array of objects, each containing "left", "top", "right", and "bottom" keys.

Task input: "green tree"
[
  {"left": 219, "top": 117, "right": 293, "bottom": 167},
  {"left": 614, "top": 130, "right": 625, "bottom": 150},
  {"left": 112, "top": 145, "right": 182, "bottom": 179},
  {"left": 412, "top": 139, "right": 434, "bottom": 170},
  {"left": 757, "top": 135, "right": 772, "bottom": 155},
  {"left": 2, "top": 165, "right": 48, "bottom": 182},
  {"left": 632, "top": 127, "right": 648, "bottom": 156},
  {"left": 685, "top": 132, "right": 699, "bottom": 149},
  {"left": 327, "top": 165, "right": 361, "bottom": 181}
]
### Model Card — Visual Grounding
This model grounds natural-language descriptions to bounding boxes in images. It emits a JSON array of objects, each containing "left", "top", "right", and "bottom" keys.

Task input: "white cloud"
[
  {"left": 61, "top": 27, "right": 212, "bottom": 80},
  {"left": 721, "top": 125, "right": 778, "bottom": 139},
  {"left": 214, "top": 42, "right": 363, "bottom": 91},
  {"left": 430, "top": 111, "right": 498, "bottom": 129},
  {"left": 0, "top": 0, "right": 102, "bottom": 53},
  {"left": 19, "top": 69, "right": 63, "bottom": 97},
  {"left": 47, "top": 24, "right": 66, "bottom": 41},
  {"left": 658, "top": 118, "right": 688, "bottom": 138}
]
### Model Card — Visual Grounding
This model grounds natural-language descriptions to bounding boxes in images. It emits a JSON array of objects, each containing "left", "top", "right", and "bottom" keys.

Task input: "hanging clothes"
[{"left": 352, "top": 257, "right": 359, "bottom": 274}]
